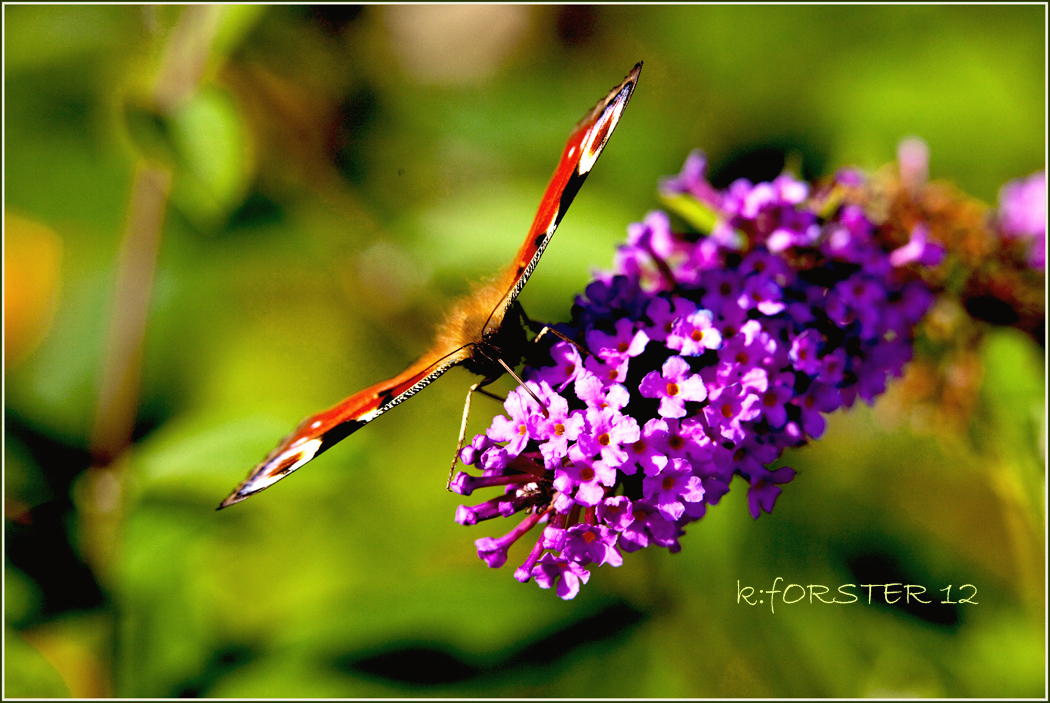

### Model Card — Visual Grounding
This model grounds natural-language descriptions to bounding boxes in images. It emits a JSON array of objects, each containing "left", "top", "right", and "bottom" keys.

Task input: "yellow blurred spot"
[
  {"left": 4, "top": 210, "right": 62, "bottom": 368},
  {"left": 21, "top": 621, "right": 111, "bottom": 698},
  {"left": 383, "top": 5, "right": 531, "bottom": 85}
]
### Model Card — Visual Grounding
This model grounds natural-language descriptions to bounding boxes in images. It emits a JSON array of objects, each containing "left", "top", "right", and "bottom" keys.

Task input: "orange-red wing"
[
  {"left": 486, "top": 62, "right": 642, "bottom": 330},
  {"left": 219, "top": 346, "right": 468, "bottom": 508}
]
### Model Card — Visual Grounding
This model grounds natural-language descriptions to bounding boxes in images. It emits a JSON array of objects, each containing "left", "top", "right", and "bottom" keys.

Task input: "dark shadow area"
[
  {"left": 175, "top": 644, "right": 255, "bottom": 698},
  {"left": 5, "top": 415, "right": 104, "bottom": 623},
  {"left": 511, "top": 599, "right": 648, "bottom": 666},
  {"left": 556, "top": 6, "right": 600, "bottom": 49},
  {"left": 333, "top": 85, "right": 382, "bottom": 187},
  {"left": 709, "top": 142, "right": 828, "bottom": 188},
  {"left": 225, "top": 189, "right": 286, "bottom": 233},
  {"left": 845, "top": 548, "right": 961, "bottom": 628},
  {"left": 308, "top": 5, "right": 365, "bottom": 37},
  {"left": 963, "top": 294, "right": 1019, "bottom": 327},
  {"left": 341, "top": 644, "right": 483, "bottom": 687},
  {"left": 332, "top": 600, "right": 648, "bottom": 687}
]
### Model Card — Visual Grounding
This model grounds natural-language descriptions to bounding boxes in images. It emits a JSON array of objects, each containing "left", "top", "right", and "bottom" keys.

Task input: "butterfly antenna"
[{"left": 496, "top": 357, "right": 548, "bottom": 418}]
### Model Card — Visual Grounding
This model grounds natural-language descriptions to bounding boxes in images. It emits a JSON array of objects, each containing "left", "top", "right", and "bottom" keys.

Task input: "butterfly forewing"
[
  {"left": 494, "top": 63, "right": 642, "bottom": 324},
  {"left": 218, "top": 347, "right": 468, "bottom": 508},
  {"left": 220, "top": 62, "right": 642, "bottom": 509}
]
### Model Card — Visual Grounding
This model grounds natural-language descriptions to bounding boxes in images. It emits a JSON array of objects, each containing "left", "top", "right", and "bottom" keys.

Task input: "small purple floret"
[{"left": 998, "top": 171, "right": 1046, "bottom": 269}]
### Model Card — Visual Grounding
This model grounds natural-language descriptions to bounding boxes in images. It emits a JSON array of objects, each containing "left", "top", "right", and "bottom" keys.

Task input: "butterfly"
[{"left": 219, "top": 62, "right": 642, "bottom": 509}]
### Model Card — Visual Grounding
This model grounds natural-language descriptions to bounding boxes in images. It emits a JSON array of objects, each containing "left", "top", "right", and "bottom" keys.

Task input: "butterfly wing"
[
  {"left": 218, "top": 345, "right": 470, "bottom": 508},
  {"left": 220, "top": 62, "right": 642, "bottom": 509},
  {"left": 483, "top": 62, "right": 642, "bottom": 333}
]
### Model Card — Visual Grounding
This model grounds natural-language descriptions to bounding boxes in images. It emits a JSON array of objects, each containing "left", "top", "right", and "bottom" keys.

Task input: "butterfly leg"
[
  {"left": 513, "top": 300, "right": 591, "bottom": 361},
  {"left": 447, "top": 375, "right": 500, "bottom": 490},
  {"left": 493, "top": 357, "right": 548, "bottom": 418},
  {"left": 514, "top": 301, "right": 551, "bottom": 336}
]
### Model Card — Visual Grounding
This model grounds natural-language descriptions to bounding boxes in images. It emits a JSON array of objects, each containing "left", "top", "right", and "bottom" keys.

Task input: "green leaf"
[
  {"left": 3, "top": 627, "right": 71, "bottom": 698},
  {"left": 168, "top": 87, "right": 251, "bottom": 231},
  {"left": 659, "top": 192, "right": 720, "bottom": 234}
]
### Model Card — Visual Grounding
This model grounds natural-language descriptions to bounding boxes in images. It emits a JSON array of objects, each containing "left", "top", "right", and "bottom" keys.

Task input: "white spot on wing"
[
  {"left": 288, "top": 439, "right": 323, "bottom": 472},
  {"left": 578, "top": 87, "right": 629, "bottom": 176},
  {"left": 260, "top": 438, "right": 323, "bottom": 486}
]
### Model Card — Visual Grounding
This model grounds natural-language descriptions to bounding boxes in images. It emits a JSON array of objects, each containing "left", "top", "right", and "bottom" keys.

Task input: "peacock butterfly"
[{"left": 220, "top": 62, "right": 642, "bottom": 509}]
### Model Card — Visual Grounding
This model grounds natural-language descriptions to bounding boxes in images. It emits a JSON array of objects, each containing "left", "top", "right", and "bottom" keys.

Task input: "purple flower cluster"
[{"left": 451, "top": 150, "right": 943, "bottom": 599}]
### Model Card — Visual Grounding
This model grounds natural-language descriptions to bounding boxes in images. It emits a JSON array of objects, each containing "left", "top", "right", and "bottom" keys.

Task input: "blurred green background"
[{"left": 4, "top": 5, "right": 1044, "bottom": 697}]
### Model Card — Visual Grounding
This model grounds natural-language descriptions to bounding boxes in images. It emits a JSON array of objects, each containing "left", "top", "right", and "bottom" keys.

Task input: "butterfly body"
[{"left": 220, "top": 62, "right": 642, "bottom": 509}]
